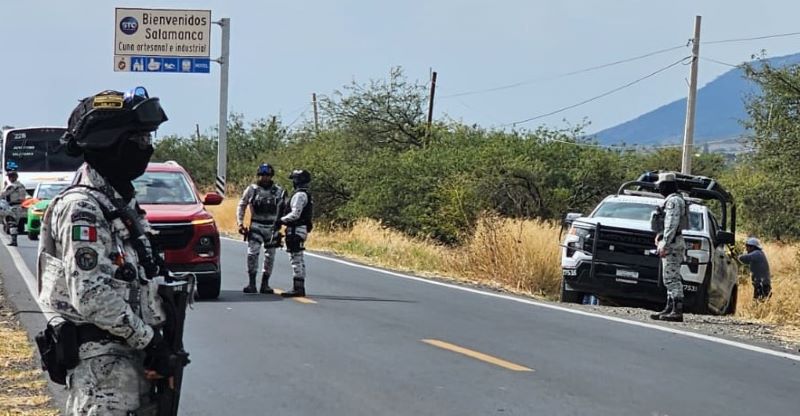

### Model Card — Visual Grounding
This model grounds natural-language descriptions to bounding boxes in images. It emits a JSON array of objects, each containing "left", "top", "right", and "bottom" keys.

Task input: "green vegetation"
[{"left": 155, "top": 65, "right": 794, "bottom": 244}]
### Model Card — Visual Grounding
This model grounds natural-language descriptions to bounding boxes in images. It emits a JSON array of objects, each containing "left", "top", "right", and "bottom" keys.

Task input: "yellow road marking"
[
  {"left": 273, "top": 288, "right": 316, "bottom": 304},
  {"left": 421, "top": 339, "right": 533, "bottom": 372}
]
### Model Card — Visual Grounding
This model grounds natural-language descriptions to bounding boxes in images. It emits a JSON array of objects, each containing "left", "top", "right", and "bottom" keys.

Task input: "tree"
[
  {"left": 320, "top": 67, "right": 429, "bottom": 150},
  {"left": 736, "top": 60, "right": 800, "bottom": 240}
]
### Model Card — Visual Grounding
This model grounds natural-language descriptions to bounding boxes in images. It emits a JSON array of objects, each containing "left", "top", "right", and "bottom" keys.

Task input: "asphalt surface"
[{"left": 1, "top": 232, "right": 799, "bottom": 416}]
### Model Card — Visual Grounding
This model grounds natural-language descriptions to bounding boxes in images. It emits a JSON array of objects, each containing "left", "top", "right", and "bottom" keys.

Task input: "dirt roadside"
[{"left": 0, "top": 274, "right": 59, "bottom": 416}]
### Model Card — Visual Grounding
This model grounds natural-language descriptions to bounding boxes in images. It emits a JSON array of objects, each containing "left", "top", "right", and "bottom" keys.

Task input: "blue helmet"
[{"left": 257, "top": 163, "right": 275, "bottom": 176}]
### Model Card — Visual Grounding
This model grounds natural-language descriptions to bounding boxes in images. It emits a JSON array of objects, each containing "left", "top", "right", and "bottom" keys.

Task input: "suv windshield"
[
  {"left": 133, "top": 171, "right": 197, "bottom": 205},
  {"left": 592, "top": 201, "right": 704, "bottom": 231}
]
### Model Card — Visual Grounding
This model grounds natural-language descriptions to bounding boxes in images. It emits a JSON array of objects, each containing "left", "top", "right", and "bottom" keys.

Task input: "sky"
[{"left": 2, "top": 0, "right": 800, "bottom": 139}]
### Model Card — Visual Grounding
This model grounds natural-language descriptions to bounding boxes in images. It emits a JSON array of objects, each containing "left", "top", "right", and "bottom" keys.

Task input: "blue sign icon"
[
  {"left": 130, "top": 57, "right": 146, "bottom": 72},
  {"left": 161, "top": 58, "right": 179, "bottom": 72},
  {"left": 124, "top": 56, "right": 210, "bottom": 74},
  {"left": 192, "top": 58, "right": 210, "bottom": 73}
]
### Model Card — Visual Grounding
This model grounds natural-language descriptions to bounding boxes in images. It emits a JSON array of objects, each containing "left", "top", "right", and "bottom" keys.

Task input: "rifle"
[{"left": 152, "top": 272, "right": 194, "bottom": 416}]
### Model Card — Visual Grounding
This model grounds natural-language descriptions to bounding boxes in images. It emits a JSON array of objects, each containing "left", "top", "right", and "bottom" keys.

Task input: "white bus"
[{"left": 1, "top": 127, "right": 83, "bottom": 195}]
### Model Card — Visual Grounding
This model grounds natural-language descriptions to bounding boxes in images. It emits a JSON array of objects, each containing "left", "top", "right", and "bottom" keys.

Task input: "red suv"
[{"left": 133, "top": 162, "right": 223, "bottom": 299}]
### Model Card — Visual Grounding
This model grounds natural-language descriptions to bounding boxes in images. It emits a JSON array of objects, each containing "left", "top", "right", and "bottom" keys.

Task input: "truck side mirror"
[
  {"left": 564, "top": 212, "right": 583, "bottom": 226},
  {"left": 715, "top": 230, "right": 735, "bottom": 246}
]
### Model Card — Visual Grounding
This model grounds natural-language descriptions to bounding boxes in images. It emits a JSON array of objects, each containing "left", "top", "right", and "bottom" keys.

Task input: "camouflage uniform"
[
  {"left": 280, "top": 187, "right": 312, "bottom": 295},
  {"left": 657, "top": 193, "right": 687, "bottom": 302},
  {"left": 1, "top": 177, "right": 27, "bottom": 243},
  {"left": 237, "top": 182, "right": 287, "bottom": 289},
  {"left": 38, "top": 164, "right": 165, "bottom": 415}
]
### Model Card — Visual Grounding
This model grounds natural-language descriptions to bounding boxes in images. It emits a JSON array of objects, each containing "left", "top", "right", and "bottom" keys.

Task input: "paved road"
[{"left": 2, "top": 233, "right": 799, "bottom": 416}]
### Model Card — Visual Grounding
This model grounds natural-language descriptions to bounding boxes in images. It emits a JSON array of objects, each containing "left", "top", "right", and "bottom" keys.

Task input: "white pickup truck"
[{"left": 560, "top": 171, "right": 738, "bottom": 315}]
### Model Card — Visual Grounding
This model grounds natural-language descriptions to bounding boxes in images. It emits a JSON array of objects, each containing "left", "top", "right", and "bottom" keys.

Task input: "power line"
[
  {"left": 502, "top": 56, "right": 692, "bottom": 127},
  {"left": 704, "top": 31, "right": 800, "bottom": 45},
  {"left": 700, "top": 57, "right": 740, "bottom": 68},
  {"left": 440, "top": 44, "right": 687, "bottom": 99}
]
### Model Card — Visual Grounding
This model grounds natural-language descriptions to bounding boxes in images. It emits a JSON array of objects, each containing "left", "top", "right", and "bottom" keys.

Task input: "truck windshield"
[{"left": 592, "top": 201, "right": 703, "bottom": 231}]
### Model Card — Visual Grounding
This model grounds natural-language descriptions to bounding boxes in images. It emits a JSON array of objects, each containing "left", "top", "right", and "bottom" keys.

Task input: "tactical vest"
[
  {"left": 3, "top": 181, "right": 26, "bottom": 205},
  {"left": 284, "top": 189, "right": 313, "bottom": 230},
  {"left": 38, "top": 185, "right": 165, "bottom": 328},
  {"left": 651, "top": 193, "right": 689, "bottom": 240},
  {"left": 249, "top": 183, "right": 285, "bottom": 225}
]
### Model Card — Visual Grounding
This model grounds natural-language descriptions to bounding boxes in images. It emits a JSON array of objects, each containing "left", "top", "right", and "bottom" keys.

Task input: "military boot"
[
  {"left": 259, "top": 274, "right": 274, "bottom": 294},
  {"left": 650, "top": 296, "right": 672, "bottom": 320},
  {"left": 281, "top": 279, "right": 305, "bottom": 298},
  {"left": 660, "top": 299, "right": 684, "bottom": 322},
  {"left": 243, "top": 273, "right": 257, "bottom": 294},
  {"left": 8, "top": 234, "right": 18, "bottom": 247}
]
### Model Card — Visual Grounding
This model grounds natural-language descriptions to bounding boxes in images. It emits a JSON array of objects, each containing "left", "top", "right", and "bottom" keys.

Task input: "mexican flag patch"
[{"left": 71, "top": 225, "right": 97, "bottom": 242}]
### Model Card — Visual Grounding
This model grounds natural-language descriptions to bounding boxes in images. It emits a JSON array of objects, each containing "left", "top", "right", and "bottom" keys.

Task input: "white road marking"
[
  {"left": 0, "top": 243, "right": 57, "bottom": 320},
  {"left": 222, "top": 236, "right": 800, "bottom": 362}
]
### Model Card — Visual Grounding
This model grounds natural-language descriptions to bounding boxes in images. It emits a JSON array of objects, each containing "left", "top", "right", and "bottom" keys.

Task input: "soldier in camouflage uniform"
[
  {"left": 37, "top": 88, "right": 174, "bottom": 415},
  {"left": 650, "top": 172, "right": 687, "bottom": 322},
  {"left": 280, "top": 169, "right": 313, "bottom": 298},
  {"left": 1, "top": 169, "right": 27, "bottom": 246},
  {"left": 237, "top": 163, "right": 287, "bottom": 294}
]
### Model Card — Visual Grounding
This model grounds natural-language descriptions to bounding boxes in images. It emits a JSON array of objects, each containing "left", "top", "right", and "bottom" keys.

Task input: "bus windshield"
[{"left": 3, "top": 128, "right": 82, "bottom": 172}]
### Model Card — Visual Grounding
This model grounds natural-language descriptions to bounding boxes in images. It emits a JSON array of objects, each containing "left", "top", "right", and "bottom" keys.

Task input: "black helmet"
[
  {"left": 61, "top": 86, "right": 168, "bottom": 156},
  {"left": 289, "top": 169, "right": 311, "bottom": 187},
  {"left": 257, "top": 163, "right": 275, "bottom": 176}
]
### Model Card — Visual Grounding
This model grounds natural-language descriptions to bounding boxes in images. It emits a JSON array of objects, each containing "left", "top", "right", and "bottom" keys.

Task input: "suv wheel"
[
  {"left": 197, "top": 276, "right": 221, "bottom": 300},
  {"left": 560, "top": 279, "right": 583, "bottom": 303}
]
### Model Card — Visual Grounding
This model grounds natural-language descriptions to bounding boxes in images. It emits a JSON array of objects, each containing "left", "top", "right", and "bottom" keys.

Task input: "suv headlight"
[{"left": 568, "top": 226, "right": 592, "bottom": 239}]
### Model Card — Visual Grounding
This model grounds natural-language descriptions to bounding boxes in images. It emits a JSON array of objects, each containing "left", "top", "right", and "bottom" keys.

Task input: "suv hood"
[
  {"left": 141, "top": 203, "right": 208, "bottom": 223},
  {"left": 573, "top": 217, "right": 652, "bottom": 232}
]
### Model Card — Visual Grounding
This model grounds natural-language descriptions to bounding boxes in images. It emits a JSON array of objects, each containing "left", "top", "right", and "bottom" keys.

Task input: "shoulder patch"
[
  {"left": 71, "top": 211, "right": 98, "bottom": 224},
  {"left": 72, "top": 225, "right": 98, "bottom": 242},
  {"left": 75, "top": 247, "right": 99, "bottom": 271}
]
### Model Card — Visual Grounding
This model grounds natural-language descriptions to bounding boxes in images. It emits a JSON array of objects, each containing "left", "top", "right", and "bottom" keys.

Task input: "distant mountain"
[{"left": 592, "top": 53, "right": 800, "bottom": 146}]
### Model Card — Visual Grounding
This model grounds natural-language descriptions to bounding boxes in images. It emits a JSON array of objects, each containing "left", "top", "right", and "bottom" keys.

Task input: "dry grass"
[
  {"left": 0, "top": 290, "right": 59, "bottom": 415},
  {"left": 210, "top": 199, "right": 800, "bottom": 330},
  {"left": 736, "top": 242, "right": 800, "bottom": 327}
]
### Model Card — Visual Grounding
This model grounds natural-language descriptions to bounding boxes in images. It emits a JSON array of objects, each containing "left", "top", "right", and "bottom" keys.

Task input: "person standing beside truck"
[
  {"left": 650, "top": 172, "right": 688, "bottom": 322},
  {"left": 739, "top": 237, "right": 771, "bottom": 301}
]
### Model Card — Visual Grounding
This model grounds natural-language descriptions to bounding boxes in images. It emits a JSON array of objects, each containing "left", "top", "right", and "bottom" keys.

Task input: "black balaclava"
[
  {"left": 658, "top": 180, "right": 677, "bottom": 198},
  {"left": 85, "top": 134, "right": 153, "bottom": 202},
  {"left": 257, "top": 175, "right": 273, "bottom": 188}
]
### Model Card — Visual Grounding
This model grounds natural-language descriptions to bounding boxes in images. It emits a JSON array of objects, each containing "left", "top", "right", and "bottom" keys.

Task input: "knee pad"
[{"left": 286, "top": 234, "right": 305, "bottom": 253}]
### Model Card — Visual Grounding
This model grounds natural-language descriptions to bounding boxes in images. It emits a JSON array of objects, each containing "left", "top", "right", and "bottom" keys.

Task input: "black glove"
[
  {"left": 238, "top": 225, "right": 247, "bottom": 235},
  {"left": 144, "top": 331, "right": 174, "bottom": 377}
]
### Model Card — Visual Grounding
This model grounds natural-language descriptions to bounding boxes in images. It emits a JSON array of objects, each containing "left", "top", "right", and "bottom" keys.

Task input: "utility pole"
[
  {"left": 681, "top": 15, "right": 701, "bottom": 175},
  {"left": 213, "top": 17, "right": 231, "bottom": 197},
  {"left": 427, "top": 71, "right": 437, "bottom": 138},
  {"left": 312, "top": 93, "right": 319, "bottom": 133},
  {"left": 195, "top": 123, "right": 201, "bottom": 140}
]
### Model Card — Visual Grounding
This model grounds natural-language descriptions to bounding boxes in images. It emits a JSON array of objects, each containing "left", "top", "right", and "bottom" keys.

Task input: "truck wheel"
[
  {"left": 560, "top": 279, "right": 583, "bottom": 303},
  {"left": 723, "top": 285, "right": 737, "bottom": 315},
  {"left": 28, "top": 232, "right": 38, "bottom": 241}
]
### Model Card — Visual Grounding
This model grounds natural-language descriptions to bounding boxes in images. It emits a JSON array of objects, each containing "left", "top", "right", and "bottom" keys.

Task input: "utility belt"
[
  {"left": 35, "top": 321, "right": 126, "bottom": 385},
  {"left": 251, "top": 219, "right": 278, "bottom": 226}
]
